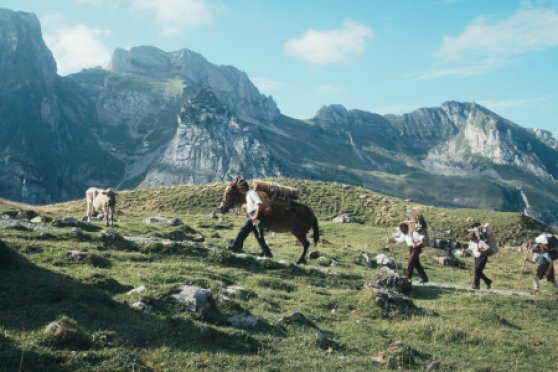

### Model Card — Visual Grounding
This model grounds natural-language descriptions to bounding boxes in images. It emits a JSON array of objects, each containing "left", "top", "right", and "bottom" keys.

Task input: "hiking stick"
[
  {"left": 384, "top": 226, "right": 401, "bottom": 275},
  {"left": 467, "top": 256, "right": 472, "bottom": 284},
  {"left": 514, "top": 243, "right": 531, "bottom": 291}
]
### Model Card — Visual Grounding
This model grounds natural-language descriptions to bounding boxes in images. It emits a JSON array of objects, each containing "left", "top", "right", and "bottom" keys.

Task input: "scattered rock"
[
  {"left": 366, "top": 283, "right": 417, "bottom": 313},
  {"left": 98, "top": 229, "right": 133, "bottom": 250},
  {"left": 45, "top": 322, "right": 59, "bottom": 334},
  {"left": 280, "top": 312, "right": 315, "bottom": 327},
  {"left": 372, "top": 340, "right": 421, "bottom": 369},
  {"left": 225, "top": 285, "right": 246, "bottom": 295},
  {"left": 228, "top": 315, "right": 260, "bottom": 329},
  {"left": 86, "top": 274, "right": 133, "bottom": 294},
  {"left": 452, "top": 248, "right": 471, "bottom": 258},
  {"left": 43, "top": 318, "right": 90, "bottom": 349},
  {"left": 333, "top": 213, "right": 356, "bottom": 223},
  {"left": 53, "top": 217, "right": 98, "bottom": 231},
  {"left": 374, "top": 269, "right": 412, "bottom": 295},
  {"left": 68, "top": 227, "right": 84, "bottom": 238},
  {"left": 171, "top": 285, "right": 214, "bottom": 314},
  {"left": 131, "top": 301, "right": 152, "bottom": 312},
  {"left": 60, "top": 217, "right": 81, "bottom": 225},
  {"left": 143, "top": 216, "right": 167, "bottom": 224},
  {"left": 309, "top": 251, "right": 321, "bottom": 259},
  {"left": 360, "top": 253, "right": 376, "bottom": 268},
  {"left": 425, "top": 361, "right": 441, "bottom": 371},
  {"left": 375, "top": 254, "right": 402, "bottom": 270},
  {"left": 167, "top": 218, "right": 183, "bottom": 226},
  {"left": 315, "top": 331, "right": 329, "bottom": 349},
  {"left": 192, "top": 235, "right": 204, "bottom": 242},
  {"left": 67, "top": 250, "right": 88, "bottom": 262},
  {"left": 210, "top": 211, "right": 219, "bottom": 219},
  {"left": 435, "top": 256, "right": 463, "bottom": 267},
  {"left": 30, "top": 216, "right": 52, "bottom": 223},
  {"left": 127, "top": 285, "right": 146, "bottom": 295},
  {"left": 16, "top": 210, "right": 39, "bottom": 221}
]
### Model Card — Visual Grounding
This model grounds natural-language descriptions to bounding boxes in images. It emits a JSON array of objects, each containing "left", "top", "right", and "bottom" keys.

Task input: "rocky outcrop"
[
  {"left": 141, "top": 87, "right": 282, "bottom": 186},
  {"left": 108, "top": 46, "right": 280, "bottom": 124}
]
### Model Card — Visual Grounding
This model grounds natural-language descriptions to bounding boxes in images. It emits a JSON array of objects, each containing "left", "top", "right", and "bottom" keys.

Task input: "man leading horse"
[
  {"left": 219, "top": 179, "right": 319, "bottom": 264},
  {"left": 226, "top": 179, "right": 273, "bottom": 258}
]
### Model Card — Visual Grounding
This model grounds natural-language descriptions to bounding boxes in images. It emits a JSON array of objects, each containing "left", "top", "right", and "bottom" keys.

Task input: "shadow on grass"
[
  {"left": 0, "top": 334, "right": 65, "bottom": 372},
  {"left": 207, "top": 249, "right": 364, "bottom": 289},
  {"left": 0, "top": 241, "right": 261, "bottom": 369},
  {"left": 409, "top": 285, "right": 443, "bottom": 300}
]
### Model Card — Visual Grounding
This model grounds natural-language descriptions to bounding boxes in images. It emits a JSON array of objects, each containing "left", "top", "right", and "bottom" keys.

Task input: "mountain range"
[{"left": 1, "top": 8, "right": 558, "bottom": 226}]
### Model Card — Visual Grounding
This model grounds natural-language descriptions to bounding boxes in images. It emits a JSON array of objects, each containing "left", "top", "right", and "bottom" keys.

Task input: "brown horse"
[{"left": 219, "top": 179, "right": 320, "bottom": 264}]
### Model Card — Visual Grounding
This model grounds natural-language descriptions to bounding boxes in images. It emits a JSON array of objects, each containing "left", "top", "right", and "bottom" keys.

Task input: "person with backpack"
[
  {"left": 524, "top": 233, "right": 558, "bottom": 291},
  {"left": 389, "top": 222, "right": 429, "bottom": 284},
  {"left": 467, "top": 232, "right": 493, "bottom": 290},
  {"left": 468, "top": 222, "right": 498, "bottom": 255},
  {"left": 228, "top": 180, "right": 273, "bottom": 258},
  {"left": 525, "top": 235, "right": 558, "bottom": 291}
]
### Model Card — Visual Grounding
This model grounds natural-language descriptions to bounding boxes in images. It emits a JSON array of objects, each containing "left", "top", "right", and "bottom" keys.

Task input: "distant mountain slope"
[{"left": 1, "top": 7, "right": 557, "bottom": 226}]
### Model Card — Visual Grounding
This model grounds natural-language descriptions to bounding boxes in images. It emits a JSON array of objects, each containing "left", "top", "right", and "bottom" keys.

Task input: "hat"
[{"left": 535, "top": 234, "right": 549, "bottom": 245}]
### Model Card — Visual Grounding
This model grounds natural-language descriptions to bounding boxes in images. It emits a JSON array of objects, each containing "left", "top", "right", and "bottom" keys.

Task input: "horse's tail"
[{"left": 312, "top": 212, "right": 320, "bottom": 247}]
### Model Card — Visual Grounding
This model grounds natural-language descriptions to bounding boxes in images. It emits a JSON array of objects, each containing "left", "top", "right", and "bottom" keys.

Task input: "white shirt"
[
  {"left": 468, "top": 240, "right": 490, "bottom": 258},
  {"left": 245, "top": 190, "right": 262, "bottom": 217},
  {"left": 393, "top": 231, "right": 424, "bottom": 247}
]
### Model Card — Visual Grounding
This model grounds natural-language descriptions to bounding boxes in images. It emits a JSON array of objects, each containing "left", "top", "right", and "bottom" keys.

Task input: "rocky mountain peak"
[
  {"left": 0, "top": 8, "right": 57, "bottom": 84},
  {"left": 108, "top": 46, "right": 279, "bottom": 124},
  {"left": 531, "top": 127, "right": 558, "bottom": 150},
  {"left": 314, "top": 104, "right": 350, "bottom": 125}
]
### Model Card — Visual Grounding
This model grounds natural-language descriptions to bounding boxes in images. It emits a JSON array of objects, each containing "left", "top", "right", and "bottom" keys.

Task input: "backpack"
[{"left": 479, "top": 224, "right": 498, "bottom": 256}]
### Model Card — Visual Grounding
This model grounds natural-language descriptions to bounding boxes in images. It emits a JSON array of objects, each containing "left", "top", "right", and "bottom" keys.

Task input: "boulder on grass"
[{"left": 171, "top": 285, "right": 214, "bottom": 314}]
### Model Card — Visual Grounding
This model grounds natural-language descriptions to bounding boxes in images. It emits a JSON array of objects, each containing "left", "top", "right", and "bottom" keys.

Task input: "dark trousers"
[
  {"left": 536, "top": 263, "right": 555, "bottom": 282},
  {"left": 231, "top": 218, "right": 272, "bottom": 257},
  {"left": 474, "top": 254, "right": 491, "bottom": 288},
  {"left": 406, "top": 245, "right": 428, "bottom": 282}
]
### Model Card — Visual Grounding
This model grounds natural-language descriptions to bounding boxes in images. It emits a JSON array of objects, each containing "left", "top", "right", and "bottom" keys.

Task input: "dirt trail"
[{"left": 413, "top": 280, "right": 534, "bottom": 297}]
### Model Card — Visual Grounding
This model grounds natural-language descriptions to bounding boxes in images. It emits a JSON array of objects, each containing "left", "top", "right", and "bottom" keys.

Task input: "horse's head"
[{"left": 219, "top": 178, "right": 246, "bottom": 213}]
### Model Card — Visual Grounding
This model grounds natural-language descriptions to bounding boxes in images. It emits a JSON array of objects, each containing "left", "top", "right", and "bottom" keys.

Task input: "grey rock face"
[
  {"left": 171, "top": 285, "right": 214, "bottom": 313},
  {"left": 142, "top": 88, "right": 283, "bottom": 186}
]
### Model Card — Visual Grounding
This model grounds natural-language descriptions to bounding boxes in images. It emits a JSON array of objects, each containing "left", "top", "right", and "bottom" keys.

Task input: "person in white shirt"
[
  {"left": 389, "top": 223, "right": 429, "bottom": 284},
  {"left": 525, "top": 234, "right": 558, "bottom": 290},
  {"left": 467, "top": 232, "right": 492, "bottom": 290},
  {"left": 228, "top": 180, "right": 272, "bottom": 257}
]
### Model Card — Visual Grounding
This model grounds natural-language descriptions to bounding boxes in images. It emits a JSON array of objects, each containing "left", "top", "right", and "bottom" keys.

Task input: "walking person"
[
  {"left": 467, "top": 232, "right": 492, "bottom": 290},
  {"left": 389, "top": 223, "right": 429, "bottom": 284},
  {"left": 228, "top": 180, "right": 273, "bottom": 257},
  {"left": 525, "top": 234, "right": 558, "bottom": 291}
]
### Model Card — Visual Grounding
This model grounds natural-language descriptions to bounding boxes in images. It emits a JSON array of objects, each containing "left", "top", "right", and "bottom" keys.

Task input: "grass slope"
[{"left": 0, "top": 180, "right": 556, "bottom": 371}]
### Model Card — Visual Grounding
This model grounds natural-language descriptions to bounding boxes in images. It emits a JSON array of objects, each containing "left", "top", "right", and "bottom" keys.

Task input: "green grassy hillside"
[{"left": 0, "top": 180, "right": 556, "bottom": 371}]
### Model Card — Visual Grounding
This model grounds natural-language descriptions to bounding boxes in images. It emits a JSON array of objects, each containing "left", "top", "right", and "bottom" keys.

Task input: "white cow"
[{"left": 86, "top": 187, "right": 118, "bottom": 227}]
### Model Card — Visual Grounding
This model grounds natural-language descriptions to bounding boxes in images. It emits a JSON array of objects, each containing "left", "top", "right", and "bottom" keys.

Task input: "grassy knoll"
[{"left": 0, "top": 179, "right": 557, "bottom": 371}]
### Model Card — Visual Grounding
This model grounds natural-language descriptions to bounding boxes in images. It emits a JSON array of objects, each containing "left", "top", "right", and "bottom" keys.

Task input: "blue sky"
[{"left": 4, "top": 0, "right": 558, "bottom": 134}]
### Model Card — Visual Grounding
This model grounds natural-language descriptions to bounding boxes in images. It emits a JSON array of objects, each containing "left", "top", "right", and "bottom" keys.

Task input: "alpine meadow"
[{"left": 2, "top": 4, "right": 558, "bottom": 372}]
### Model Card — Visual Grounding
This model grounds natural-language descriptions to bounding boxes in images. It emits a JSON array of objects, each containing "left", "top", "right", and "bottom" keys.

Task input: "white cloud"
[
  {"left": 250, "top": 77, "right": 282, "bottom": 94},
  {"left": 284, "top": 20, "right": 373, "bottom": 65},
  {"left": 44, "top": 23, "right": 112, "bottom": 75},
  {"left": 131, "top": 0, "right": 217, "bottom": 36},
  {"left": 420, "top": 8, "right": 558, "bottom": 79}
]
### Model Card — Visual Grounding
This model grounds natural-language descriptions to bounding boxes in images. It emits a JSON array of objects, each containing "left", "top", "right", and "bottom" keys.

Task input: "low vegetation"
[{"left": 0, "top": 179, "right": 556, "bottom": 371}]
